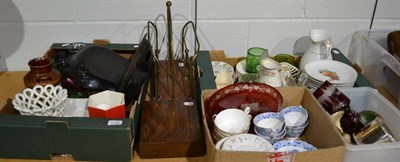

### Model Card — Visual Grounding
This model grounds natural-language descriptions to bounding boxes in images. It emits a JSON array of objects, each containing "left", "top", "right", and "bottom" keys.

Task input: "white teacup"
[{"left": 213, "top": 107, "right": 252, "bottom": 135}]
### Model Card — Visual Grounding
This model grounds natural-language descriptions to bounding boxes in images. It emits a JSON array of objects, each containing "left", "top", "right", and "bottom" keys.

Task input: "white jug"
[{"left": 299, "top": 29, "right": 333, "bottom": 71}]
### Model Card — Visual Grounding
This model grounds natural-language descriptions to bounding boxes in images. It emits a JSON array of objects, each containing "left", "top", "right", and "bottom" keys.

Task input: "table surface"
[{"left": 0, "top": 71, "right": 206, "bottom": 162}]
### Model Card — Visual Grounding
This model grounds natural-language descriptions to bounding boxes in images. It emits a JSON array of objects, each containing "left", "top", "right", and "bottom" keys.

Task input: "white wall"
[{"left": 0, "top": 0, "right": 399, "bottom": 71}]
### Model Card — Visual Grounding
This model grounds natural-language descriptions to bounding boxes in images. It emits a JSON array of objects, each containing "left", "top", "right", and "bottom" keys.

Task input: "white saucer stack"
[{"left": 304, "top": 60, "right": 358, "bottom": 90}]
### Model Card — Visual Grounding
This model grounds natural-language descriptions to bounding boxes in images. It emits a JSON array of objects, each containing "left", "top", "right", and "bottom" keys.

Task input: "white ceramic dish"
[{"left": 221, "top": 133, "right": 275, "bottom": 152}]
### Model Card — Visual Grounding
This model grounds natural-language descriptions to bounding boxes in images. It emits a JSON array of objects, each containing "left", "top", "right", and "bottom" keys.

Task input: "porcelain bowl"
[
  {"left": 213, "top": 107, "right": 252, "bottom": 135},
  {"left": 12, "top": 84, "right": 68, "bottom": 117}
]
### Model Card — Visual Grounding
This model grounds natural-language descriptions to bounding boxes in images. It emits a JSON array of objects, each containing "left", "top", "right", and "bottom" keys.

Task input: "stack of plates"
[{"left": 304, "top": 60, "right": 357, "bottom": 90}]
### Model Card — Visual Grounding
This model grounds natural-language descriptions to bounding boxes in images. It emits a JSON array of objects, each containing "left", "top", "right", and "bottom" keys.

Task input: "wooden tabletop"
[
  {"left": 0, "top": 71, "right": 27, "bottom": 106},
  {"left": 1, "top": 152, "right": 205, "bottom": 162}
]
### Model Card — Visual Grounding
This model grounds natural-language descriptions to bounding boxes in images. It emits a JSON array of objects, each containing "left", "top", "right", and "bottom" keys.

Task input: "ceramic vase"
[{"left": 24, "top": 57, "right": 62, "bottom": 88}]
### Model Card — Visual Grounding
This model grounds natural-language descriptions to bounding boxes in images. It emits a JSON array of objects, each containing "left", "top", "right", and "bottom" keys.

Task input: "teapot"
[{"left": 299, "top": 29, "right": 333, "bottom": 71}]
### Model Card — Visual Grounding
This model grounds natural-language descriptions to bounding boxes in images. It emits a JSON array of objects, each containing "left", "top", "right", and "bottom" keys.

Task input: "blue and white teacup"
[
  {"left": 279, "top": 106, "right": 309, "bottom": 138},
  {"left": 285, "top": 121, "right": 309, "bottom": 138},
  {"left": 279, "top": 106, "right": 308, "bottom": 127},
  {"left": 255, "top": 126, "right": 286, "bottom": 144},
  {"left": 253, "top": 112, "right": 285, "bottom": 137}
]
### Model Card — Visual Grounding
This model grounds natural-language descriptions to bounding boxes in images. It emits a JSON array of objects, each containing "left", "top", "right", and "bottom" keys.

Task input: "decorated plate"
[
  {"left": 212, "top": 61, "right": 234, "bottom": 77},
  {"left": 304, "top": 60, "right": 357, "bottom": 84},
  {"left": 206, "top": 82, "right": 283, "bottom": 121},
  {"left": 221, "top": 133, "right": 275, "bottom": 152},
  {"left": 273, "top": 140, "right": 317, "bottom": 152}
]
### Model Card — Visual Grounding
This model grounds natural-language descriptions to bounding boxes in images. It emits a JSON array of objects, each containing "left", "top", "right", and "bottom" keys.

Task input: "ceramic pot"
[{"left": 24, "top": 57, "right": 62, "bottom": 88}]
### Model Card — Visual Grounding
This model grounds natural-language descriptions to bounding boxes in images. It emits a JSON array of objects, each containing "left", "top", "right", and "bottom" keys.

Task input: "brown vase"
[{"left": 24, "top": 57, "right": 62, "bottom": 88}]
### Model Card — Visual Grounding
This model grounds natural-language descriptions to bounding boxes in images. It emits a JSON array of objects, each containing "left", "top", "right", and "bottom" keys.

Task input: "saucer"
[
  {"left": 273, "top": 140, "right": 317, "bottom": 152},
  {"left": 221, "top": 133, "right": 275, "bottom": 152}
]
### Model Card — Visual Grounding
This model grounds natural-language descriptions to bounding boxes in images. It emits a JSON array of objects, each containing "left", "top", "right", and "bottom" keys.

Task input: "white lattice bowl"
[{"left": 12, "top": 84, "right": 68, "bottom": 117}]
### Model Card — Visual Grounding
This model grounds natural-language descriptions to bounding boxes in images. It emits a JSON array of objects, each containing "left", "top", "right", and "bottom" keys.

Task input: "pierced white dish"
[
  {"left": 273, "top": 140, "right": 317, "bottom": 152},
  {"left": 221, "top": 133, "right": 275, "bottom": 152},
  {"left": 304, "top": 60, "right": 357, "bottom": 85},
  {"left": 12, "top": 84, "right": 68, "bottom": 117},
  {"left": 280, "top": 62, "right": 300, "bottom": 77}
]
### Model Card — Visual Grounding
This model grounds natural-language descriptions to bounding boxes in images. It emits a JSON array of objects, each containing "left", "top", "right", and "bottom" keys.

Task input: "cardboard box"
[
  {"left": 0, "top": 42, "right": 146, "bottom": 161},
  {"left": 194, "top": 51, "right": 346, "bottom": 162},
  {"left": 200, "top": 86, "right": 345, "bottom": 162}
]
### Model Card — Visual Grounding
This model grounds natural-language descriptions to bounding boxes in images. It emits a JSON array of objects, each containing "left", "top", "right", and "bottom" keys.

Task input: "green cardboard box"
[{"left": 0, "top": 43, "right": 146, "bottom": 161}]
